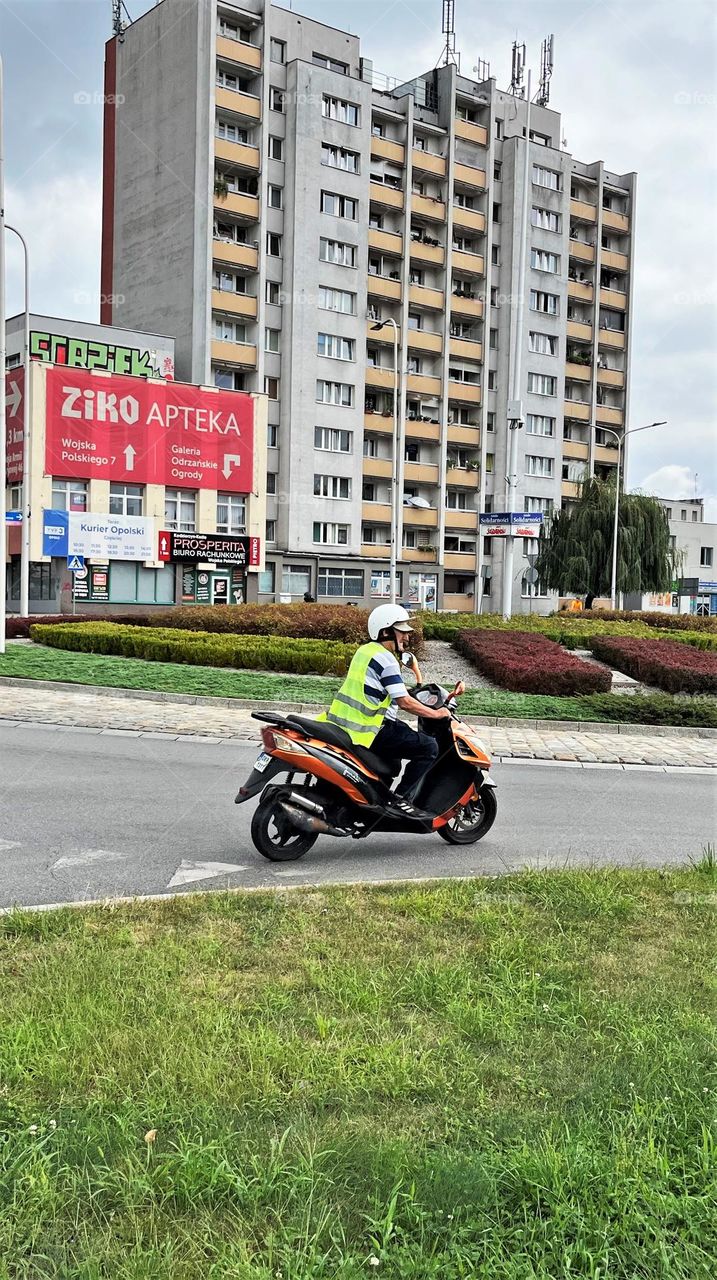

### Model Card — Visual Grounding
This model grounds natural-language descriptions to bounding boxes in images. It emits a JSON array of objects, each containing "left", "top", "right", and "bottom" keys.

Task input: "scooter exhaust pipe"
[{"left": 279, "top": 801, "right": 348, "bottom": 838}]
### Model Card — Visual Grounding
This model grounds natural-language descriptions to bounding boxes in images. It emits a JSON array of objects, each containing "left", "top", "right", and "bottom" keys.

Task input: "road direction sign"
[
  {"left": 5, "top": 510, "right": 22, "bottom": 524},
  {"left": 67, "top": 554, "right": 86, "bottom": 572}
]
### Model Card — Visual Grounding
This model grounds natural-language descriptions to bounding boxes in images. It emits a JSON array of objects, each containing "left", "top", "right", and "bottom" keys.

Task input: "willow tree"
[{"left": 535, "top": 478, "right": 675, "bottom": 609}]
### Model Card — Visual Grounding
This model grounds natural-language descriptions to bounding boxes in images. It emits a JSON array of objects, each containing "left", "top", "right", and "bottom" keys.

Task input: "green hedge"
[
  {"left": 148, "top": 604, "right": 425, "bottom": 654},
  {"left": 558, "top": 608, "right": 717, "bottom": 633},
  {"left": 31, "top": 623, "right": 355, "bottom": 677},
  {"left": 422, "top": 611, "right": 716, "bottom": 651}
]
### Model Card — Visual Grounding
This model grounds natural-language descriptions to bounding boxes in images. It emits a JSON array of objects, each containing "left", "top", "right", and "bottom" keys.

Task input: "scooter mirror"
[{"left": 401, "top": 651, "right": 413, "bottom": 666}]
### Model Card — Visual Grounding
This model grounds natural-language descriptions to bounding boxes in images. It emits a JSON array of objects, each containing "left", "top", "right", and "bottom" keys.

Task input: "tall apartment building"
[{"left": 101, "top": 0, "right": 636, "bottom": 613}]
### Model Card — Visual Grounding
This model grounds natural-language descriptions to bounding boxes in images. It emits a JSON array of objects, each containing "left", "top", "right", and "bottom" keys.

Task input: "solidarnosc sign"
[
  {"left": 45, "top": 368, "right": 254, "bottom": 493},
  {"left": 479, "top": 512, "right": 544, "bottom": 538}
]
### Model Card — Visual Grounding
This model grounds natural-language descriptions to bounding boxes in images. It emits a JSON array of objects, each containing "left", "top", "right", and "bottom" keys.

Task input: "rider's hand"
[
  {"left": 433, "top": 707, "right": 452, "bottom": 720},
  {"left": 453, "top": 680, "right": 465, "bottom": 697}
]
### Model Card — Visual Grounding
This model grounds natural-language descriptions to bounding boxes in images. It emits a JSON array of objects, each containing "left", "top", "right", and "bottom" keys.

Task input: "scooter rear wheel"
[
  {"left": 437, "top": 787, "right": 497, "bottom": 844},
  {"left": 251, "top": 796, "right": 319, "bottom": 861}
]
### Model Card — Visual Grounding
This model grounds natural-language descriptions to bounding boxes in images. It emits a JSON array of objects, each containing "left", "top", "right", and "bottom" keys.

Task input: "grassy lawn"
[{"left": 1, "top": 867, "right": 715, "bottom": 1279}]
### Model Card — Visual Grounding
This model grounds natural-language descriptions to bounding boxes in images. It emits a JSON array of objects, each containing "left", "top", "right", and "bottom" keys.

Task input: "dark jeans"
[{"left": 372, "top": 718, "right": 439, "bottom": 797}]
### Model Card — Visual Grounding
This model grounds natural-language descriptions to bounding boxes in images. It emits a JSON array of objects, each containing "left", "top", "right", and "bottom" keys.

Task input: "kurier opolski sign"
[
  {"left": 44, "top": 368, "right": 254, "bottom": 494},
  {"left": 42, "top": 509, "right": 156, "bottom": 562}
]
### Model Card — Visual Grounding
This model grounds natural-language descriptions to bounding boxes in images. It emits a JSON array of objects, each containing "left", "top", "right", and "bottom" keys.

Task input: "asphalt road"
[{"left": 0, "top": 723, "right": 714, "bottom": 910}]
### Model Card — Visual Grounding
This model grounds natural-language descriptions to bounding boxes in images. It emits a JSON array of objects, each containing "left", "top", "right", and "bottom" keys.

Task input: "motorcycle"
[{"left": 236, "top": 683, "right": 497, "bottom": 862}]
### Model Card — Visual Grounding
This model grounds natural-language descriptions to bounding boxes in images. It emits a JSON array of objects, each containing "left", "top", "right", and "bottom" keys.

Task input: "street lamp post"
[
  {"left": 371, "top": 318, "right": 399, "bottom": 603},
  {"left": 6, "top": 226, "right": 29, "bottom": 619},
  {"left": 595, "top": 420, "right": 667, "bottom": 609}
]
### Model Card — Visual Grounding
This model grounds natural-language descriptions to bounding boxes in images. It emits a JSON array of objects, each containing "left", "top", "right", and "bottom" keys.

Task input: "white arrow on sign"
[
  {"left": 167, "top": 860, "right": 248, "bottom": 888},
  {"left": 124, "top": 444, "right": 136, "bottom": 471},
  {"left": 8, "top": 380, "right": 21, "bottom": 416},
  {"left": 222, "top": 453, "right": 241, "bottom": 479},
  {"left": 159, "top": 534, "right": 170, "bottom": 556}
]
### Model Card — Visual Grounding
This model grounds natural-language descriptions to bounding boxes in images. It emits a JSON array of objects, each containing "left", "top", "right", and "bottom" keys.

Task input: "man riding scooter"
[{"left": 318, "top": 604, "right": 451, "bottom": 819}]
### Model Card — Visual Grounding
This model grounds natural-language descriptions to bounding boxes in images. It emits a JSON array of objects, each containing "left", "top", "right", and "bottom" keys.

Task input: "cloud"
[
  {"left": 5, "top": 173, "right": 102, "bottom": 322},
  {"left": 639, "top": 464, "right": 717, "bottom": 522}
]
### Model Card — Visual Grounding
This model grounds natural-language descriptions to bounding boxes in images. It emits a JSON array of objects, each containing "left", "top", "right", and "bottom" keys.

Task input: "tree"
[{"left": 535, "top": 478, "right": 675, "bottom": 609}]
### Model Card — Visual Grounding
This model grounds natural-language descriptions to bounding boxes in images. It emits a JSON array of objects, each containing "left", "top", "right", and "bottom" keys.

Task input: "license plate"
[{"left": 254, "top": 751, "right": 271, "bottom": 773}]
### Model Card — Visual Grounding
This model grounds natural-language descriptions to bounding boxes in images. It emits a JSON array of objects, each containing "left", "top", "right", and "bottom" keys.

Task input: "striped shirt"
[{"left": 364, "top": 647, "right": 408, "bottom": 724}]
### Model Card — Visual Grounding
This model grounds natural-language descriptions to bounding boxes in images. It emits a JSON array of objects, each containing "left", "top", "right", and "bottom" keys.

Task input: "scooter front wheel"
[
  {"left": 437, "top": 787, "right": 497, "bottom": 845},
  {"left": 251, "top": 795, "right": 319, "bottom": 861}
]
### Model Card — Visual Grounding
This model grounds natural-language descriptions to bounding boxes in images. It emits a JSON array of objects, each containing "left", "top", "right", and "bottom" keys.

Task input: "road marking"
[
  {"left": 166, "top": 860, "right": 248, "bottom": 888},
  {"left": 51, "top": 848, "right": 130, "bottom": 870},
  {"left": 0, "top": 839, "right": 21, "bottom": 851}
]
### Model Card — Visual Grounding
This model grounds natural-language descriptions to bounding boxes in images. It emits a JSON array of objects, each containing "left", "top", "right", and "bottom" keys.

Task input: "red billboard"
[
  {"left": 45, "top": 368, "right": 254, "bottom": 493},
  {"left": 5, "top": 367, "right": 24, "bottom": 484}
]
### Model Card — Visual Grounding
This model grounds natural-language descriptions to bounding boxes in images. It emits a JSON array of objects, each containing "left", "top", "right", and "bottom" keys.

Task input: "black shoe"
[{"left": 388, "top": 795, "right": 433, "bottom": 822}]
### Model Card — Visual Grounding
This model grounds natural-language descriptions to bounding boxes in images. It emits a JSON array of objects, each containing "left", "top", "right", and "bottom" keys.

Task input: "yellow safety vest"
[{"left": 317, "top": 641, "right": 391, "bottom": 747}]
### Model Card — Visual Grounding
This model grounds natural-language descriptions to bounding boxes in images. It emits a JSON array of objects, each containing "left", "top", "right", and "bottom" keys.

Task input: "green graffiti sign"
[{"left": 30, "top": 331, "right": 159, "bottom": 378}]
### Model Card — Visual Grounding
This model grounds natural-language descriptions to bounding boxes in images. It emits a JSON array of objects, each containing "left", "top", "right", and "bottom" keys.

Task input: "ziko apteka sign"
[
  {"left": 158, "top": 531, "right": 260, "bottom": 567},
  {"left": 44, "top": 368, "right": 254, "bottom": 493}
]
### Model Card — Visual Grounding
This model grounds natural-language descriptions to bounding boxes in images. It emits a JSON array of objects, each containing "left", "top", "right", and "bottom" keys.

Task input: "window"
[
  {"left": 313, "top": 521, "right": 349, "bottom": 546},
  {"left": 372, "top": 120, "right": 385, "bottom": 138},
  {"left": 532, "top": 164, "right": 560, "bottom": 190},
  {"left": 526, "top": 495, "right": 554, "bottom": 515},
  {"left": 321, "top": 143, "right": 360, "bottom": 173},
  {"left": 692, "top": 510, "right": 698, "bottom": 522},
  {"left": 109, "top": 483, "right": 143, "bottom": 516},
  {"left": 318, "top": 568, "right": 364, "bottom": 597},
  {"left": 523, "top": 537, "right": 540, "bottom": 558},
  {"left": 108, "top": 563, "right": 174, "bottom": 605},
  {"left": 529, "top": 331, "right": 558, "bottom": 356},
  {"left": 664, "top": 507, "right": 672, "bottom": 520},
  {"left": 314, "top": 474, "right": 351, "bottom": 499},
  {"left": 266, "top": 280, "right": 281, "bottom": 305},
  {"left": 280, "top": 564, "right": 312, "bottom": 597},
  {"left": 701, "top": 547, "right": 714, "bottom": 567},
  {"left": 266, "top": 232, "right": 282, "bottom": 257},
  {"left": 530, "top": 130, "right": 550, "bottom": 146},
  {"left": 316, "top": 379, "right": 353, "bottom": 406},
  {"left": 406, "top": 356, "right": 421, "bottom": 375},
  {"left": 489, "top": 327, "right": 498, "bottom": 350},
  {"left": 317, "top": 332, "right": 355, "bottom": 361},
  {"left": 215, "top": 119, "right": 248, "bottom": 143},
  {"left": 312, "top": 52, "right": 348, "bottom": 74},
  {"left": 490, "top": 286, "right": 499, "bottom": 307},
  {"left": 444, "top": 535, "right": 476, "bottom": 553},
  {"left": 446, "top": 490, "right": 468, "bottom": 510},
  {"left": 530, "top": 289, "right": 559, "bottom": 315},
  {"left": 448, "top": 365, "right": 480, "bottom": 385},
  {"left": 527, "top": 372, "right": 557, "bottom": 396},
  {"left": 314, "top": 426, "right": 352, "bottom": 452},
  {"left": 270, "top": 37, "right": 285, "bottom": 63},
  {"left": 269, "top": 86, "right": 285, "bottom": 112},
  {"left": 265, "top": 521, "right": 276, "bottom": 544},
  {"left": 453, "top": 193, "right": 474, "bottom": 210},
  {"left": 487, "top": 370, "right": 497, "bottom": 390},
  {"left": 492, "top": 201, "right": 501, "bottom": 221},
  {"left": 265, "top": 327, "right": 280, "bottom": 352},
  {"left": 493, "top": 160, "right": 502, "bottom": 181},
  {"left": 531, "top": 206, "right": 561, "bottom": 233},
  {"left": 266, "top": 472, "right": 277, "bottom": 495},
  {"left": 258, "top": 563, "right": 276, "bottom": 594},
  {"left": 268, "top": 184, "right": 282, "bottom": 208},
  {"left": 212, "top": 316, "right": 247, "bottom": 343},
  {"left": 216, "top": 493, "right": 246, "bottom": 534},
  {"left": 164, "top": 488, "right": 196, "bottom": 532},
  {"left": 485, "top": 453, "right": 494, "bottom": 472},
  {"left": 268, "top": 135, "right": 283, "bottom": 160},
  {"left": 681, "top": 510, "right": 687, "bottom": 521},
  {"left": 265, "top": 377, "right": 280, "bottom": 401},
  {"left": 50, "top": 478, "right": 87, "bottom": 512},
  {"left": 213, "top": 367, "right": 245, "bottom": 391},
  {"left": 522, "top": 575, "right": 549, "bottom": 598},
  {"left": 526, "top": 454, "right": 554, "bottom": 477},
  {"left": 526, "top": 413, "right": 555, "bottom": 436},
  {"left": 320, "top": 190, "right": 358, "bottom": 219},
  {"left": 217, "top": 17, "right": 251, "bottom": 41},
  {"left": 318, "top": 285, "right": 356, "bottom": 314},
  {"left": 319, "top": 236, "right": 357, "bottom": 267},
  {"left": 494, "top": 119, "right": 502, "bottom": 139},
  {"left": 407, "top": 312, "right": 422, "bottom": 330},
  {"left": 531, "top": 248, "right": 559, "bottom": 273},
  {"left": 322, "top": 94, "right": 359, "bottom": 126},
  {"left": 486, "top": 411, "right": 495, "bottom": 432},
  {"left": 483, "top": 536, "right": 492, "bottom": 554},
  {"left": 267, "top": 423, "right": 278, "bottom": 448},
  {"left": 213, "top": 269, "right": 246, "bottom": 294}
]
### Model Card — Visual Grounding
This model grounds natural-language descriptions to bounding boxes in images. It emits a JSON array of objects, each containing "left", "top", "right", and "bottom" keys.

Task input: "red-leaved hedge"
[
  {"left": 455, "top": 629, "right": 612, "bottom": 696},
  {"left": 590, "top": 636, "right": 717, "bottom": 694},
  {"left": 558, "top": 608, "right": 717, "bottom": 634}
]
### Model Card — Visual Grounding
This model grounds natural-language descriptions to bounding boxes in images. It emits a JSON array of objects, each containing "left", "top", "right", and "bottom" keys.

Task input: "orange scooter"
[{"left": 236, "top": 683, "right": 497, "bottom": 861}]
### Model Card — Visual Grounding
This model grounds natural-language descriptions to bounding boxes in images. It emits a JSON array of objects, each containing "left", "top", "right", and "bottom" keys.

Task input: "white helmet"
[{"left": 368, "top": 603, "right": 415, "bottom": 641}]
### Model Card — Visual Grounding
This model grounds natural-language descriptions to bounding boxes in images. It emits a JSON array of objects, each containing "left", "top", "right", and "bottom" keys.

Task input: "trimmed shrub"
[
  {"left": 31, "top": 623, "right": 355, "bottom": 677},
  {"left": 590, "top": 636, "right": 717, "bottom": 695},
  {"left": 6, "top": 613, "right": 152, "bottom": 640},
  {"left": 559, "top": 608, "right": 717, "bottom": 633},
  {"left": 421, "top": 611, "right": 716, "bottom": 652},
  {"left": 455, "top": 630, "right": 612, "bottom": 696}
]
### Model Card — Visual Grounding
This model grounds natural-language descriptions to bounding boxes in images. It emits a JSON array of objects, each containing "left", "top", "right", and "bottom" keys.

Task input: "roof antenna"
[
  {"left": 440, "top": 0, "right": 460, "bottom": 69},
  {"left": 535, "top": 35, "right": 554, "bottom": 106},
  {"left": 509, "top": 41, "right": 525, "bottom": 97},
  {"left": 111, "top": 0, "right": 133, "bottom": 41}
]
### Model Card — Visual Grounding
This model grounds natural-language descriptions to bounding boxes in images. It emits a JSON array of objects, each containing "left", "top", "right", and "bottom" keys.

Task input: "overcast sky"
[{"left": 2, "top": 0, "right": 715, "bottom": 513}]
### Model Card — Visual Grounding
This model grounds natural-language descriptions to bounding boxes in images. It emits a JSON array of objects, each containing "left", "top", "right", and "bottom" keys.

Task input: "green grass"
[{"left": 1, "top": 868, "right": 715, "bottom": 1278}]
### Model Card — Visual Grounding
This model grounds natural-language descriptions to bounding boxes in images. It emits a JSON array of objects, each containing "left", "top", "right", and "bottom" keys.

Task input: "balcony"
[
  {"left": 600, "top": 287, "right": 627, "bottom": 310},
  {"left": 444, "top": 551, "right": 477, "bottom": 571},
  {"left": 448, "top": 380, "right": 481, "bottom": 404},
  {"left": 405, "top": 419, "right": 440, "bottom": 442},
  {"left": 561, "top": 480, "right": 581, "bottom": 499},
  {"left": 362, "top": 500, "right": 392, "bottom": 523},
  {"left": 214, "top": 137, "right": 260, "bottom": 170},
  {"left": 449, "top": 337, "right": 482, "bottom": 361},
  {"left": 404, "top": 461, "right": 439, "bottom": 484},
  {"left": 566, "top": 319, "right": 592, "bottom": 342},
  {"left": 602, "top": 248, "right": 628, "bottom": 271},
  {"left": 445, "top": 509, "right": 479, "bottom": 531},
  {"left": 452, "top": 204, "right": 486, "bottom": 234},
  {"left": 403, "top": 505, "right": 438, "bottom": 527},
  {"left": 570, "top": 197, "right": 597, "bottom": 223},
  {"left": 602, "top": 208, "right": 630, "bottom": 232},
  {"left": 362, "top": 542, "right": 391, "bottom": 558},
  {"left": 362, "top": 456, "right": 393, "bottom": 479},
  {"left": 371, "top": 136, "right": 406, "bottom": 165},
  {"left": 215, "top": 87, "right": 261, "bottom": 121},
  {"left": 211, "top": 288, "right": 257, "bottom": 319},
  {"left": 447, "top": 424, "right": 480, "bottom": 446},
  {"left": 596, "top": 404, "right": 624, "bottom": 426},
  {"left": 412, "top": 193, "right": 446, "bottom": 222},
  {"left": 446, "top": 466, "right": 479, "bottom": 487},
  {"left": 568, "top": 279, "right": 594, "bottom": 303},
  {"left": 454, "top": 118, "right": 488, "bottom": 147},
  {"left": 443, "top": 592, "right": 477, "bottom": 611},
  {"left": 216, "top": 36, "right": 262, "bottom": 70},
  {"left": 368, "top": 227, "right": 403, "bottom": 257},
  {"left": 367, "top": 273, "right": 402, "bottom": 301},
  {"left": 409, "top": 283, "right": 444, "bottom": 310},
  {"left": 452, "top": 248, "right": 484, "bottom": 276},
  {"left": 410, "top": 238, "right": 445, "bottom": 266},
  {"left": 370, "top": 181, "right": 404, "bottom": 210},
  {"left": 562, "top": 439, "right": 589, "bottom": 461},
  {"left": 367, "top": 319, "right": 400, "bottom": 346},
  {"left": 564, "top": 359, "right": 591, "bottom": 382},
  {"left": 407, "top": 328, "right": 442, "bottom": 354},
  {"left": 212, "top": 238, "right": 259, "bottom": 271},
  {"left": 569, "top": 240, "right": 595, "bottom": 264},
  {"left": 211, "top": 339, "right": 257, "bottom": 367},
  {"left": 406, "top": 372, "right": 442, "bottom": 397},
  {"left": 596, "top": 366, "right": 625, "bottom": 388},
  {"left": 564, "top": 398, "right": 591, "bottom": 421},
  {"left": 365, "top": 366, "right": 396, "bottom": 391},
  {"left": 598, "top": 328, "right": 625, "bottom": 350},
  {"left": 363, "top": 411, "right": 395, "bottom": 433},
  {"left": 214, "top": 190, "right": 260, "bottom": 221},
  {"left": 594, "top": 443, "right": 620, "bottom": 466},
  {"left": 450, "top": 292, "right": 483, "bottom": 319},
  {"left": 403, "top": 547, "right": 437, "bottom": 562},
  {"left": 412, "top": 149, "right": 447, "bottom": 178},
  {"left": 454, "top": 161, "right": 486, "bottom": 189}
]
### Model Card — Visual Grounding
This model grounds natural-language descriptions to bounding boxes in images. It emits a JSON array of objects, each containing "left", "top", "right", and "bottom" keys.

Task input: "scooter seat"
[{"left": 287, "top": 715, "right": 394, "bottom": 779}]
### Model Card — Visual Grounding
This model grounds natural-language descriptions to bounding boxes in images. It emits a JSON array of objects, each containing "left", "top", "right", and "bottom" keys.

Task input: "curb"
[{"left": 0, "top": 674, "right": 715, "bottom": 739}]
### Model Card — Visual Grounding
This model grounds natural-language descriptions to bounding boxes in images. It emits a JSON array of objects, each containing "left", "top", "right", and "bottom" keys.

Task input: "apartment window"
[
  {"left": 492, "top": 202, "right": 501, "bottom": 221},
  {"left": 265, "top": 328, "right": 280, "bottom": 353},
  {"left": 700, "top": 547, "right": 714, "bottom": 567},
  {"left": 371, "top": 120, "right": 385, "bottom": 138},
  {"left": 485, "top": 453, "right": 494, "bottom": 473},
  {"left": 446, "top": 490, "right": 468, "bottom": 510},
  {"left": 406, "top": 357, "right": 421, "bottom": 375},
  {"left": 487, "top": 370, "right": 497, "bottom": 390},
  {"left": 531, "top": 248, "right": 559, "bottom": 273},
  {"left": 523, "top": 538, "right": 540, "bottom": 558},
  {"left": 531, "top": 206, "right": 561, "bottom": 233},
  {"left": 490, "top": 286, "right": 499, "bottom": 307},
  {"left": 318, "top": 568, "right": 364, "bottom": 597},
  {"left": 445, "top": 535, "right": 476, "bottom": 554},
  {"left": 313, "top": 521, "right": 349, "bottom": 546},
  {"left": 449, "top": 365, "right": 480, "bottom": 385},
  {"left": 266, "top": 472, "right": 277, "bottom": 495},
  {"left": 213, "top": 269, "right": 246, "bottom": 294},
  {"left": 266, "top": 232, "right": 282, "bottom": 256},
  {"left": 529, "top": 331, "right": 558, "bottom": 356},
  {"left": 51, "top": 478, "right": 88, "bottom": 512},
  {"left": 217, "top": 17, "right": 251, "bottom": 41},
  {"left": 215, "top": 119, "right": 248, "bottom": 143},
  {"left": 164, "top": 488, "right": 197, "bottom": 532},
  {"left": 312, "top": 52, "right": 348, "bottom": 74},
  {"left": 491, "top": 245, "right": 500, "bottom": 267},
  {"left": 213, "top": 367, "right": 245, "bottom": 391},
  {"left": 532, "top": 164, "right": 560, "bottom": 190},
  {"left": 522, "top": 576, "right": 549, "bottom": 598},
  {"left": 317, "top": 332, "right": 355, "bottom": 361},
  {"left": 319, "top": 285, "right": 356, "bottom": 314},
  {"left": 216, "top": 493, "right": 246, "bottom": 534},
  {"left": 530, "top": 289, "right": 559, "bottom": 315},
  {"left": 213, "top": 316, "right": 247, "bottom": 343},
  {"left": 107, "top": 483, "right": 143, "bottom": 517},
  {"left": 489, "top": 327, "right": 498, "bottom": 350},
  {"left": 267, "top": 423, "right": 278, "bottom": 448},
  {"left": 527, "top": 372, "right": 557, "bottom": 396},
  {"left": 270, "top": 37, "right": 285, "bottom": 63},
  {"left": 526, "top": 455, "right": 554, "bottom": 478},
  {"left": 322, "top": 95, "right": 359, "bottom": 126},
  {"left": 258, "top": 563, "right": 276, "bottom": 594},
  {"left": 320, "top": 190, "right": 358, "bottom": 219},
  {"left": 314, "top": 426, "right": 352, "bottom": 452},
  {"left": 319, "top": 236, "right": 357, "bottom": 268},
  {"left": 321, "top": 143, "right": 360, "bottom": 173},
  {"left": 692, "top": 510, "right": 699, "bottom": 522},
  {"left": 681, "top": 510, "right": 687, "bottom": 521},
  {"left": 493, "top": 161, "right": 502, "bottom": 181},
  {"left": 407, "top": 312, "right": 422, "bottom": 331},
  {"left": 664, "top": 507, "right": 672, "bottom": 520},
  {"left": 526, "top": 495, "right": 554, "bottom": 514},
  {"left": 265, "top": 376, "right": 279, "bottom": 399},
  {"left": 268, "top": 135, "right": 284, "bottom": 161},
  {"left": 266, "top": 280, "right": 281, "bottom": 305},
  {"left": 486, "top": 411, "right": 495, "bottom": 432},
  {"left": 282, "top": 564, "right": 312, "bottom": 595},
  {"left": 268, "top": 184, "right": 282, "bottom": 209},
  {"left": 494, "top": 119, "right": 503, "bottom": 139},
  {"left": 526, "top": 413, "right": 555, "bottom": 436},
  {"left": 265, "top": 522, "right": 276, "bottom": 544},
  {"left": 314, "top": 474, "right": 351, "bottom": 499},
  {"left": 316, "top": 379, "right": 353, "bottom": 406},
  {"left": 269, "top": 86, "right": 285, "bottom": 112}
]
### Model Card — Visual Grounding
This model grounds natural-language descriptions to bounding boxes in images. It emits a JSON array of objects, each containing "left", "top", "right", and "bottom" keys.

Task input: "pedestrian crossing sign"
[{"left": 67, "top": 555, "right": 86, "bottom": 572}]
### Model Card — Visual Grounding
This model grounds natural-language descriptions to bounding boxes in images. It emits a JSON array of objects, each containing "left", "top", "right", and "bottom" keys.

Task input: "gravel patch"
[{"left": 418, "top": 640, "right": 497, "bottom": 690}]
